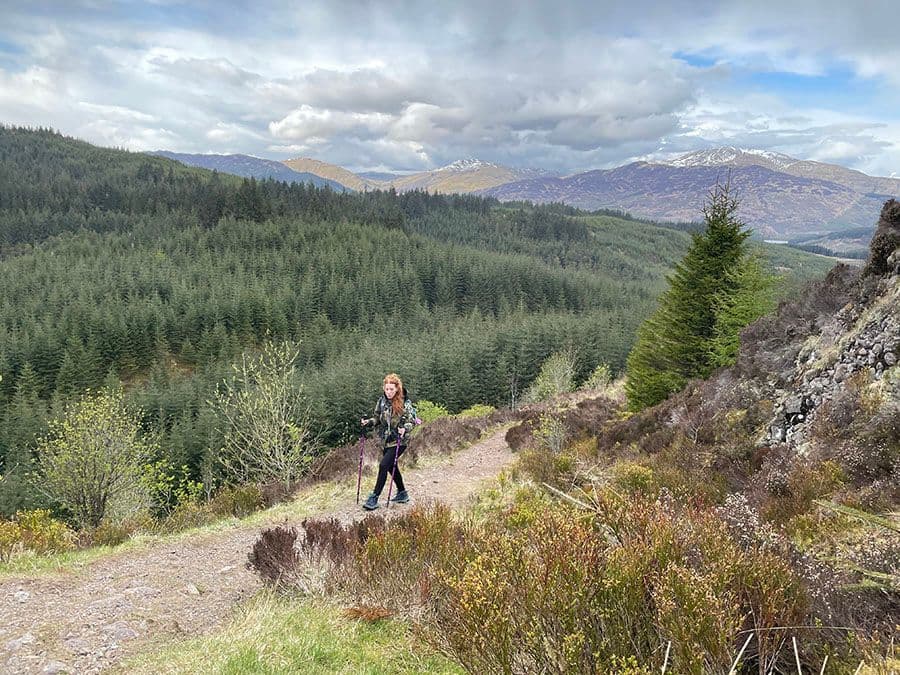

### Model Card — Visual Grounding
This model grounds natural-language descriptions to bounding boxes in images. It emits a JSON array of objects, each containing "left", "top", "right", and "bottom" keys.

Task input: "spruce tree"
[
  {"left": 625, "top": 181, "right": 751, "bottom": 410},
  {"left": 708, "top": 253, "right": 777, "bottom": 369}
]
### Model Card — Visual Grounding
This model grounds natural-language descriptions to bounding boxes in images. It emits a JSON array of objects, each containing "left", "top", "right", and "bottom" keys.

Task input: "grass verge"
[{"left": 114, "top": 591, "right": 463, "bottom": 675}]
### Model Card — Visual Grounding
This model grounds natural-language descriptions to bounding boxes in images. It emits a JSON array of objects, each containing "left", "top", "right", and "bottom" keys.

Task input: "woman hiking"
[{"left": 360, "top": 373, "right": 417, "bottom": 510}]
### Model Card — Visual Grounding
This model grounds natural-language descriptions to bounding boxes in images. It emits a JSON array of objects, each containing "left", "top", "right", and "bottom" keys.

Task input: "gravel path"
[{"left": 0, "top": 429, "right": 515, "bottom": 674}]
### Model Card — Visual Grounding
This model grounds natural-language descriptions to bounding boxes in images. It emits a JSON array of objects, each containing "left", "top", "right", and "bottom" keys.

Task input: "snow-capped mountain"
[
  {"left": 663, "top": 147, "right": 799, "bottom": 172},
  {"left": 436, "top": 158, "right": 503, "bottom": 173}
]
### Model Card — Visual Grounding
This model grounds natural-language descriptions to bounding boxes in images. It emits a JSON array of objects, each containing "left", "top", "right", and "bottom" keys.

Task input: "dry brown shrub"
[
  {"left": 247, "top": 524, "right": 300, "bottom": 586},
  {"left": 342, "top": 605, "right": 394, "bottom": 622}
]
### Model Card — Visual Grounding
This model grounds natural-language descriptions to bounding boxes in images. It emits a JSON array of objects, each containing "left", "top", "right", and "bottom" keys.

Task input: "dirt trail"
[{"left": 0, "top": 429, "right": 516, "bottom": 674}]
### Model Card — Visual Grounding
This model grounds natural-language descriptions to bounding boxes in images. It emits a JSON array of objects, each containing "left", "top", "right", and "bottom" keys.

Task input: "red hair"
[{"left": 383, "top": 373, "right": 404, "bottom": 416}]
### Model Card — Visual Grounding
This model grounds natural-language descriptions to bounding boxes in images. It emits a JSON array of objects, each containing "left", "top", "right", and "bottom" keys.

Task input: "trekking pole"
[
  {"left": 355, "top": 431, "right": 366, "bottom": 505},
  {"left": 385, "top": 428, "right": 402, "bottom": 507}
]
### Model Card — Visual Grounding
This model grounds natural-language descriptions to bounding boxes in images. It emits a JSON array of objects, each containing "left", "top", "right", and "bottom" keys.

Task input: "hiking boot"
[
  {"left": 362, "top": 493, "right": 379, "bottom": 510},
  {"left": 390, "top": 490, "right": 410, "bottom": 504}
]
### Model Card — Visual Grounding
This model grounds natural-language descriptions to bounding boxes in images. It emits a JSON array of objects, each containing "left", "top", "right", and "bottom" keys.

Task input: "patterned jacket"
[{"left": 373, "top": 393, "right": 417, "bottom": 448}]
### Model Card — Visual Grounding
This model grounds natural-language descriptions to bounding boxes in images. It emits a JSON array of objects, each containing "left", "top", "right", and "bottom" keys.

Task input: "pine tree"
[{"left": 625, "top": 180, "right": 751, "bottom": 410}]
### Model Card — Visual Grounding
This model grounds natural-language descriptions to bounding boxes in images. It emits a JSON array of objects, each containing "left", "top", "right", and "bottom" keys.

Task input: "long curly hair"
[{"left": 383, "top": 373, "right": 405, "bottom": 416}]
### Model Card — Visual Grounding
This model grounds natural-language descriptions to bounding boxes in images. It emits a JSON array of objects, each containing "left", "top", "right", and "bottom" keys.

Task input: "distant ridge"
[
  {"left": 152, "top": 152, "right": 348, "bottom": 191},
  {"left": 283, "top": 157, "right": 376, "bottom": 192},
  {"left": 283, "top": 156, "right": 555, "bottom": 194},
  {"left": 386, "top": 159, "right": 555, "bottom": 194}
]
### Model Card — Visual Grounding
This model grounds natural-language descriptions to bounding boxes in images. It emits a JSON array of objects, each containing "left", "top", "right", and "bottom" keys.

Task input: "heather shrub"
[
  {"left": 501, "top": 486, "right": 550, "bottom": 530},
  {"left": 85, "top": 518, "right": 143, "bottom": 547},
  {"left": 431, "top": 497, "right": 810, "bottom": 673},
  {"left": 322, "top": 492, "right": 814, "bottom": 674},
  {"left": 160, "top": 500, "right": 216, "bottom": 533},
  {"left": 346, "top": 504, "right": 460, "bottom": 612},
  {"left": 610, "top": 461, "right": 656, "bottom": 494},
  {"left": 762, "top": 460, "right": 847, "bottom": 526},
  {"left": 248, "top": 514, "right": 389, "bottom": 595},
  {"left": 517, "top": 447, "right": 576, "bottom": 488},
  {"left": 247, "top": 524, "right": 301, "bottom": 587}
]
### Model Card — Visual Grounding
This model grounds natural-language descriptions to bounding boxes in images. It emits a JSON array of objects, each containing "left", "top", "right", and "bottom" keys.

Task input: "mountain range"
[
  {"left": 154, "top": 146, "right": 900, "bottom": 252},
  {"left": 152, "top": 151, "right": 347, "bottom": 191}
]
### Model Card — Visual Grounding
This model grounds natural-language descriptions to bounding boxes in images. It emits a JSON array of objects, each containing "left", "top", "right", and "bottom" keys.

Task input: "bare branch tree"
[{"left": 213, "top": 341, "right": 319, "bottom": 492}]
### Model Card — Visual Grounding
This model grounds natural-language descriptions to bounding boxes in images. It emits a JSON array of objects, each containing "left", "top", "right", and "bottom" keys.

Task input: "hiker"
[{"left": 360, "top": 373, "right": 417, "bottom": 510}]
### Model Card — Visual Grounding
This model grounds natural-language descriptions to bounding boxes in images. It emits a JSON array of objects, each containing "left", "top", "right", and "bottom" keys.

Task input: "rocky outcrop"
[
  {"left": 864, "top": 198, "right": 900, "bottom": 277},
  {"left": 765, "top": 201, "right": 900, "bottom": 447}
]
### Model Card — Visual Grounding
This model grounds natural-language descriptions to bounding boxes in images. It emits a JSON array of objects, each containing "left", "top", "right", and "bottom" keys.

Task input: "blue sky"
[{"left": 0, "top": 0, "right": 897, "bottom": 177}]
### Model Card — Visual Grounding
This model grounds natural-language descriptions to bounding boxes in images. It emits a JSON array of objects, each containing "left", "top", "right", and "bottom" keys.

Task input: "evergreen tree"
[
  {"left": 625, "top": 181, "right": 751, "bottom": 410},
  {"left": 708, "top": 253, "right": 777, "bottom": 369}
]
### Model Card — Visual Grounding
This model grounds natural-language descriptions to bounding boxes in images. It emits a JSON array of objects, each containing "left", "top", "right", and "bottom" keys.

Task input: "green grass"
[{"left": 115, "top": 592, "right": 464, "bottom": 674}]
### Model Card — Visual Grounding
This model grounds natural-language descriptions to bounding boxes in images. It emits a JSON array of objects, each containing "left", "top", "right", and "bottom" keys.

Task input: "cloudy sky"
[{"left": 1, "top": 0, "right": 898, "bottom": 176}]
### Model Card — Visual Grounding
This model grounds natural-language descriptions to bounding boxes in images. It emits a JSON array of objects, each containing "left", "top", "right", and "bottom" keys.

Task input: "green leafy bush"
[
  {"left": 416, "top": 400, "right": 451, "bottom": 424},
  {"left": 455, "top": 404, "right": 495, "bottom": 419},
  {"left": 209, "top": 483, "right": 264, "bottom": 518},
  {"left": 579, "top": 363, "right": 612, "bottom": 391},
  {"left": 35, "top": 388, "right": 156, "bottom": 528},
  {"left": 524, "top": 350, "right": 576, "bottom": 403}
]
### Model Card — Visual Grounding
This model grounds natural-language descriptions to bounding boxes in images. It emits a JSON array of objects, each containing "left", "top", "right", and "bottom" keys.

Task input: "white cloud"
[{"left": 77, "top": 102, "right": 157, "bottom": 122}]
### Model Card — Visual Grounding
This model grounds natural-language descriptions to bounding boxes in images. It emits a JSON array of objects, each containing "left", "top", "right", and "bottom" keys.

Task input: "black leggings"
[{"left": 373, "top": 444, "right": 406, "bottom": 496}]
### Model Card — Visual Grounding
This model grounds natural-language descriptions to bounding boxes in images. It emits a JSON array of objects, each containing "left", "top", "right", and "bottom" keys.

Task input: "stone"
[
  {"left": 63, "top": 638, "right": 91, "bottom": 655},
  {"left": 41, "top": 661, "right": 70, "bottom": 674},
  {"left": 6, "top": 632, "right": 35, "bottom": 652},
  {"left": 784, "top": 396, "right": 803, "bottom": 415},
  {"left": 102, "top": 622, "right": 138, "bottom": 641},
  {"left": 185, "top": 583, "right": 201, "bottom": 595},
  {"left": 14, "top": 591, "right": 30, "bottom": 603},
  {"left": 885, "top": 352, "right": 897, "bottom": 366}
]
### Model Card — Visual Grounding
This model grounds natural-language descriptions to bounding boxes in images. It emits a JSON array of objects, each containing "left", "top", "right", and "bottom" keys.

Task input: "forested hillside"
[{"left": 0, "top": 127, "right": 832, "bottom": 515}]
